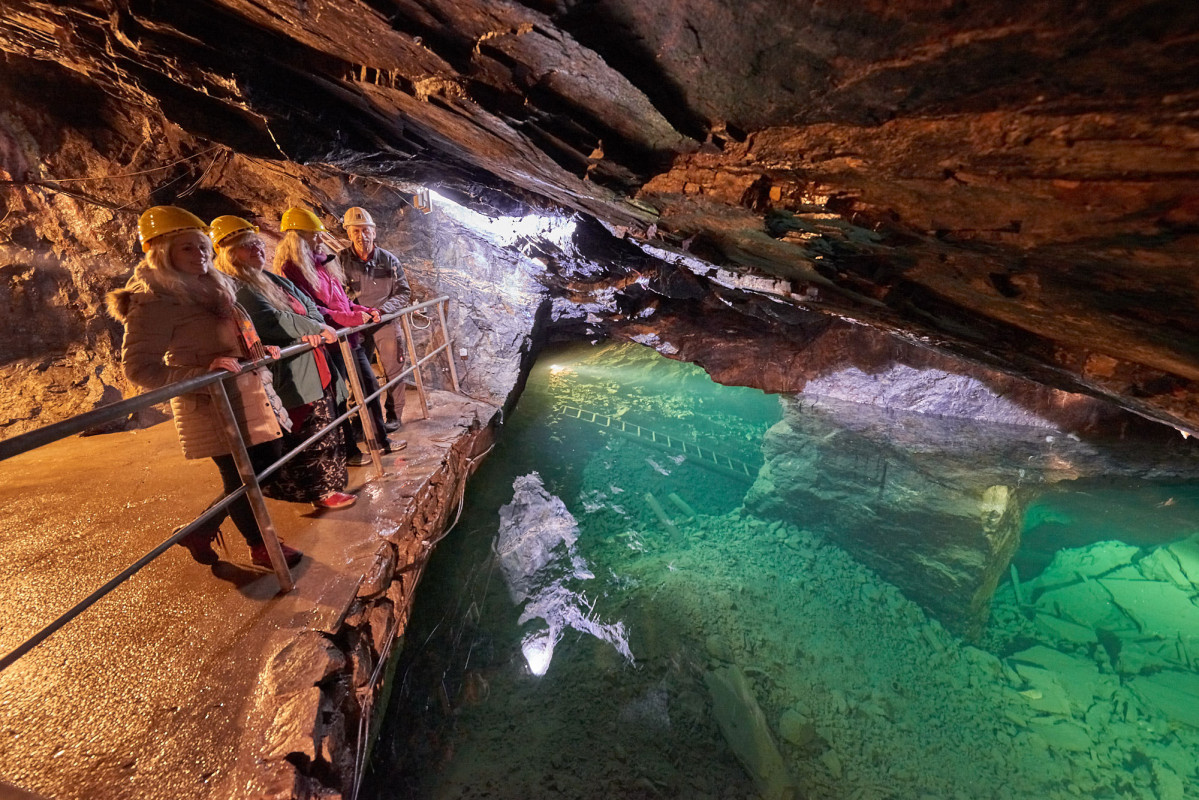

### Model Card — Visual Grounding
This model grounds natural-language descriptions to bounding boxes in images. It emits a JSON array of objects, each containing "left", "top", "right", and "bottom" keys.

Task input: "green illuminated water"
[{"left": 366, "top": 341, "right": 1199, "bottom": 800}]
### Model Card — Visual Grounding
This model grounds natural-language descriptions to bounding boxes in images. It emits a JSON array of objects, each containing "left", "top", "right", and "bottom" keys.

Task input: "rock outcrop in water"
[
  {"left": 746, "top": 396, "right": 1029, "bottom": 639},
  {"left": 747, "top": 376, "right": 1199, "bottom": 638}
]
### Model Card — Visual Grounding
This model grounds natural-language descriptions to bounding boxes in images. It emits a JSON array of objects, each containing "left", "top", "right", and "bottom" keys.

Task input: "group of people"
[{"left": 106, "top": 204, "right": 413, "bottom": 569}]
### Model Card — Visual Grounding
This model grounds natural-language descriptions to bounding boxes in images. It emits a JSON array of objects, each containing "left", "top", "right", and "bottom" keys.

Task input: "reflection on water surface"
[{"left": 366, "top": 341, "right": 1199, "bottom": 800}]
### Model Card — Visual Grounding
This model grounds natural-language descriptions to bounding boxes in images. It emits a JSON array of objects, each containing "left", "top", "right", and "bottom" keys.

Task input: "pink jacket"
[{"left": 281, "top": 255, "right": 374, "bottom": 347}]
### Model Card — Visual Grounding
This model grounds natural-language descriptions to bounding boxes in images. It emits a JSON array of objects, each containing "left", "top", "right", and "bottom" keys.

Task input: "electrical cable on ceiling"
[
  {"left": 2, "top": 145, "right": 228, "bottom": 217},
  {"left": 35, "top": 144, "right": 223, "bottom": 183},
  {"left": 176, "top": 150, "right": 224, "bottom": 198}
]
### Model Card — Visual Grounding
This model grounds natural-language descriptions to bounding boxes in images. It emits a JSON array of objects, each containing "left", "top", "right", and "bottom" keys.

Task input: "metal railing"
[
  {"left": 558, "top": 403, "right": 759, "bottom": 482},
  {"left": 0, "top": 296, "right": 460, "bottom": 673}
]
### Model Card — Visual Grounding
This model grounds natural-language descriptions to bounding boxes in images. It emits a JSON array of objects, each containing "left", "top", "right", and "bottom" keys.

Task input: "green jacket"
[{"left": 235, "top": 273, "right": 346, "bottom": 409}]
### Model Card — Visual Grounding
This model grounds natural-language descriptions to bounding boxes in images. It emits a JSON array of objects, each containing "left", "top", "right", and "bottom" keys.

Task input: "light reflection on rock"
[{"left": 497, "top": 472, "right": 633, "bottom": 676}]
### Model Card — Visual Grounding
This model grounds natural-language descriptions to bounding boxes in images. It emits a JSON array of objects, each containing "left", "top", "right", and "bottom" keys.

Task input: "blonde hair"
[
  {"left": 144, "top": 232, "right": 237, "bottom": 307},
  {"left": 272, "top": 229, "right": 347, "bottom": 292},
  {"left": 214, "top": 231, "right": 296, "bottom": 312}
]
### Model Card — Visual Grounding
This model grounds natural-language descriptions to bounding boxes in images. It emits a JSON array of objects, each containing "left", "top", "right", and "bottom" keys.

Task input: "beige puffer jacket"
[{"left": 106, "top": 264, "right": 282, "bottom": 460}]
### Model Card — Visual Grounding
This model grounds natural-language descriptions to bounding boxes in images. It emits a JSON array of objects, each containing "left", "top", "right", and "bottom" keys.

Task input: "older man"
[{"left": 341, "top": 206, "right": 411, "bottom": 435}]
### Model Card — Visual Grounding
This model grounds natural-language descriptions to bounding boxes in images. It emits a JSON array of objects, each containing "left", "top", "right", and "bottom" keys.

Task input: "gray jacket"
[{"left": 342, "top": 245, "right": 411, "bottom": 313}]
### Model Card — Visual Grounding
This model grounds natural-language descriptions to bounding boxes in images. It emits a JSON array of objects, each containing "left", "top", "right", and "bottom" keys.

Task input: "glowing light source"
[
  {"left": 521, "top": 631, "right": 557, "bottom": 676},
  {"left": 427, "top": 190, "right": 576, "bottom": 249}
]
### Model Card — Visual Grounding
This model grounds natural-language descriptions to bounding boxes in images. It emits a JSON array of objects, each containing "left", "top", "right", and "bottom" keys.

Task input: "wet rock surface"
[
  {"left": 746, "top": 384, "right": 1199, "bottom": 638},
  {"left": 0, "top": 389, "right": 496, "bottom": 800},
  {"left": 1, "top": 0, "right": 1198, "bottom": 439}
]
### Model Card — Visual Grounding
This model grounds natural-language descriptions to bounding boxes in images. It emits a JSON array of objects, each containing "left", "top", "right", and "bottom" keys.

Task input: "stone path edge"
[{"left": 225, "top": 411, "right": 497, "bottom": 800}]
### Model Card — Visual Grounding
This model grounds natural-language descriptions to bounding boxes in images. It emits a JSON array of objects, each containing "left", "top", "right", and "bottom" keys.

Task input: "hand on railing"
[
  {"left": 265, "top": 346, "right": 281, "bottom": 360},
  {"left": 209, "top": 356, "right": 243, "bottom": 374},
  {"left": 301, "top": 330, "right": 330, "bottom": 348}
]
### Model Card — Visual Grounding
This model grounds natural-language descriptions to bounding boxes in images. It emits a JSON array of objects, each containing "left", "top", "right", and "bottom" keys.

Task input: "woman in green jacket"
[{"left": 211, "top": 215, "right": 355, "bottom": 510}]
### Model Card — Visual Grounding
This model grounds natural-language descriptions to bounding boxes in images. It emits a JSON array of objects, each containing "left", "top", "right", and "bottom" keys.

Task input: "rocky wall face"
[
  {"left": 745, "top": 386, "right": 1199, "bottom": 639},
  {"left": 0, "top": 1, "right": 1196, "bottom": 439},
  {"left": 0, "top": 77, "right": 549, "bottom": 436},
  {"left": 384, "top": 198, "right": 557, "bottom": 406}
]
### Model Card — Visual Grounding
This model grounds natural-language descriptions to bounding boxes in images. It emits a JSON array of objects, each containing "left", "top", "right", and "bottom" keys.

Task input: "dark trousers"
[
  {"left": 208, "top": 438, "right": 283, "bottom": 547},
  {"left": 326, "top": 342, "right": 387, "bottom": 452},
  {"left": 362, "top": 320, "right": 406, "bottom": 424}
]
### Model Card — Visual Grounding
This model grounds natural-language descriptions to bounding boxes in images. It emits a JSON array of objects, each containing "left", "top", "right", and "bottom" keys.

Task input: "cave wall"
[
  {"left": 1, "top": 1, "right": 1197, "bottom": 440},
  {"left": 386, "top": 197, "right": 557, "bottom": 405},
  {"left": 0, "top": 69, "right": 547, "bottom": 436}
]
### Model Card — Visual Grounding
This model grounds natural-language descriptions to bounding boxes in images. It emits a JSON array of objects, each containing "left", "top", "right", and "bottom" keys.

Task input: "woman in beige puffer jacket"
[{"left": 106, "top": 206, "right": 302, "bottom": 569}]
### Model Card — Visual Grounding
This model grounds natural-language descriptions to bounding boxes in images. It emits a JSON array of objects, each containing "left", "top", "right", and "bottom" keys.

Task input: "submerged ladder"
[{"left": 557, "top": 404, "right": 758, "bottom": 483}]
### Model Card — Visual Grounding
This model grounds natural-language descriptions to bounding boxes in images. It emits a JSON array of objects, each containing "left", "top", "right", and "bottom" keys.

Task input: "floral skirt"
[{"left": 262, "top": 385, "right": 348, "bottom": 503}]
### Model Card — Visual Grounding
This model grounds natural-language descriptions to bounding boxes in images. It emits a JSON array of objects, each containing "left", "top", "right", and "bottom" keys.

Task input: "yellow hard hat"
[
  {"left": 342, "top": 206, "right": 376, "bottom": 228},
  {"left": 209, "top": 215, "right": 260, "bottom": 248},
  {"left": 280, "top": 207, "right": 327, "bottom": 233},
  {"left": 138, "top": 206, "right": 209, "bottom": 252}
]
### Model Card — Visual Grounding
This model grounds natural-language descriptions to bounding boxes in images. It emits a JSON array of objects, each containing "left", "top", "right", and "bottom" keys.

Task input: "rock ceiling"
[{"left": 3, "top": 0, "right": 1199, "bottom": 432}]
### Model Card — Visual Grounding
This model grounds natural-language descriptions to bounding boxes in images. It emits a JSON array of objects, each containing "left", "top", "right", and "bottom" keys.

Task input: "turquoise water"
[{"left": 366, "top": 341, "right": 1199, "bottom": 800}]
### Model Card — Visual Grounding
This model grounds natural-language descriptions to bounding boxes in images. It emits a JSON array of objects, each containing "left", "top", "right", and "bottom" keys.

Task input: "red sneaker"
[
  {"left": 175, "top": 525, "right": 219, "bottom": 565},
  {"left": 313, "top": 491, "right": 357, "bottom": 510},
  {"left": 250, "top": 541, "right": 303, "bottom": 568}
]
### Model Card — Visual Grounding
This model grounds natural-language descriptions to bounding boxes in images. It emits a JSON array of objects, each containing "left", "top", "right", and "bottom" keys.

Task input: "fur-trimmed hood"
[
  {"left": 105, "top": 263, "right": 233, "bottom": 323},
  {"left": 105, "top": 263, "right": 158, "bottom": 323}
]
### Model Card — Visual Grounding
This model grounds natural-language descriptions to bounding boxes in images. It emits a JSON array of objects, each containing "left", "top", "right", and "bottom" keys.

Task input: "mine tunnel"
[{"left": 2, "top": 1, "right": 1199, "bottom": 798}]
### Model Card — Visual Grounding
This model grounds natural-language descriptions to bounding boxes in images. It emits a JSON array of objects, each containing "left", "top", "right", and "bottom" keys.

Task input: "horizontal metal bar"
[
  {"left": 0, "top": 371, "right": 225, "bottom": 461},
  {"left": 0, "top": 491, "right": 245, "bottom": 674},
  {"left": 0, "top": 297, "right": 450, "bottom": 464},
  {"left": 0, "top": 297, "right": 460, "bottom": 672}
]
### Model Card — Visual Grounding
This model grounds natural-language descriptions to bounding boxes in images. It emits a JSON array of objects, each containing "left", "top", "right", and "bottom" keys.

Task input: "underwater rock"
[
  {"left": 778, "top": 710, "right": 816, "bottom": 747},
  {"left": 1099, "top": 579, "right": 1199, "bottom": 644},
  {"left": 618, "top": 683, "right": 672, "bottom": 732},
  {"left": 706, "top": 634, "right": 733, "bottom": 663},
  {"left": 1153, "top": 762, "right": 1185, "bottom": 800},
  {"left": 1031, "top": 540, "right": 1141, "bottom": 589},
  {"left": 1008, "top": 671, "right": 1072, "bottom": 716},
  {"left": 745, "top": 396, "right": 1028, "bottom": 638},
  {"left": 1033, "top": 580, "right": 1137, "bottom": 633},
  {"left": 1127, "top": 671, "right": 1199, "bottom": 729},
  {"left": 819, "top": 748, "right": 843, "bottom": 780},
  {"left": 1032, "top": 613, "right": 1098, "bottom": 646},
  {"left": 1137, "top": 547, "right": 1194, "bottom": 590},
  {"left": 704, "top": 665, "right": 798, "bottom": 800},
  {"left": 1008, "top": 646, "right": 1113, "bottom": 715},
  {"left": 1028, "top": 719, "right": 1094, "bottom": 753},
  {"left": 1165, "top": 537, "right": 1199, "bottom": 586}
]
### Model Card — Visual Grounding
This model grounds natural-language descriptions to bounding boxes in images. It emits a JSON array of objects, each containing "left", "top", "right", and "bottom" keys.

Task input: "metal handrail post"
[
  {"left": 338, "top": 338, "right": 384, "bottom": 476},
  {"left": 208, "top": 381, "right": 295, "bottom": 593},
  {"left": 399, "top": 314, "right": 429, "bottom": 419},
  {"left": 436, "top": 299, "right": 461, "bottom": 394}
]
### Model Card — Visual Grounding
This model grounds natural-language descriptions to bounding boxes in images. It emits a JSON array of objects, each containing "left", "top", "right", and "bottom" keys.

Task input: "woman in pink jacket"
[{"left": 273, "top": 207, "right": 393, "bottom": 465}]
